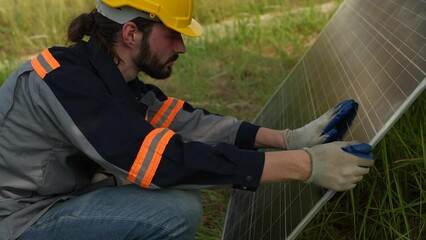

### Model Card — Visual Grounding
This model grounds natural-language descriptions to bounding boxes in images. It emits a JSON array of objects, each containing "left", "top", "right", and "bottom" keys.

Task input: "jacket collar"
[{"left": 79, "top": 39, "right": 146, "bottom": 116}]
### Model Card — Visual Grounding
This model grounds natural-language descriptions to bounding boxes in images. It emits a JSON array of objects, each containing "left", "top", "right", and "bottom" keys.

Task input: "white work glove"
[
  {"left": 283, "top": 108, "right": 337, "bottom": 150},
  {"left": 303, "top": 141, "right": 374, "bottom": 192},
  {"left": 283, "top": 99, "right": 358, "bottom": 150}
]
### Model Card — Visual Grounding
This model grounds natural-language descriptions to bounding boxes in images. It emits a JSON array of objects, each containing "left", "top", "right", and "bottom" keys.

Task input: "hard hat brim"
[{"left": 173, "top": 19, "right": 203, "bottom": 37}]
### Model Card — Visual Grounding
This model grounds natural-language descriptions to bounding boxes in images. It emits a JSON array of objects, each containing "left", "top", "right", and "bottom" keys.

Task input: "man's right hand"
[{"left": 303, "top": 141, "right": 374, "bottom": 191}]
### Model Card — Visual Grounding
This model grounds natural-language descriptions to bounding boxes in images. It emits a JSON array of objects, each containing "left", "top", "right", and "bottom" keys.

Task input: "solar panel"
[{"left": 222, "top": 0, "right": 426, "bottom": 239}]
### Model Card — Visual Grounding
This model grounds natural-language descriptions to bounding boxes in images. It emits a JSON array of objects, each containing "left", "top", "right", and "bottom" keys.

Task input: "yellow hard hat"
[{"left": 97, "top": 0, "right": 203, "bottom": 37}]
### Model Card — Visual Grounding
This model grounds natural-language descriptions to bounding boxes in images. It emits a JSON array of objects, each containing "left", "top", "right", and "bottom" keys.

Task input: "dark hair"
[{"left": 67, "top": 9, "right": 155, "bottom": 59}]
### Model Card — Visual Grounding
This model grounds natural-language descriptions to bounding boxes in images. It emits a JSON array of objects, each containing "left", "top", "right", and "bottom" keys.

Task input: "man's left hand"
[{"left": 283, "top": 99, "right": 358, "bottom": 150}]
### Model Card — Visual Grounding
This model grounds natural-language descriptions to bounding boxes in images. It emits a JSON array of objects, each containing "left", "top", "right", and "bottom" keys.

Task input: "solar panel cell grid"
[{"left": 222, "top": 0, "right": 425, "bottom": 239}]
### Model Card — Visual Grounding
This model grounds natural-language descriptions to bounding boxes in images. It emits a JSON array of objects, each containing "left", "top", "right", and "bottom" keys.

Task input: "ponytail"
[
  {"left": 67, "top": 11, "right": 96, "bottom": 43},
  {"left": 67, "top": 9, "right": 156, "bottom": 59},
  {"left": 67, "top": 9, "right": 122, "bottom": 57}
]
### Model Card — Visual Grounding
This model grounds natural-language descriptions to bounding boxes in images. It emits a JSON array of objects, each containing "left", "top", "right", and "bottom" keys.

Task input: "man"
[{"left": 0, "top": 0, "right": 374, "bottom": 239}]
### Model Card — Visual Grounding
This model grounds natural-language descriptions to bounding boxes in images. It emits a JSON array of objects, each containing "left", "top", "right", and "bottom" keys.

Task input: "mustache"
[{"left": 166, "top": 54, "right": 179, "bottom": 64}]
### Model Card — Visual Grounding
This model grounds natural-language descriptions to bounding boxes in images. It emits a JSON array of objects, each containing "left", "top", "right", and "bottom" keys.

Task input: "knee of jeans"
[{"left": 173, "top": 190, "right": 203, "bottom": 230}]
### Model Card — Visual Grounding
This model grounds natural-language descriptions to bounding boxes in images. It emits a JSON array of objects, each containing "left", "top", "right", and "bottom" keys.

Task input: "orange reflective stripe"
[
  {"left": 41, "top": 49, "right": 60, "bottom": 70},
  {"left": 127, "top": 128, "right": 161, "bottom": 183},
  {"left": 150, "top": 98, "right": 174, "bottom": 126},
  {"left": 161, "top": 99, "right": 184, "bottom": 128},
  {"left": 140, "top": 130, "right": 174, "bottom": 188},
  {"left": 31, "top": 57, "right": 47, "bottom": 79},
  {"left": 30, "top": 49, "right": 61, "bottom": 79},
  {"left": 127, "top": 128, "right": 175, "bottom": 188},
  {"left": 150, "top": 97, "right": 184, "bottom": 128}
]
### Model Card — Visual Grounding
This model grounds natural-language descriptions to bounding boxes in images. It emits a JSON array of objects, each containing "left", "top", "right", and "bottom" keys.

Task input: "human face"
[{"left": 136, "top": 23, "right": 186, "bottom": 79}]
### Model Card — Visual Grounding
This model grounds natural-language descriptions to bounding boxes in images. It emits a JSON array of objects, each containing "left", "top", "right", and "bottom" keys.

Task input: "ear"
[{"left": 120, "top": 21, "right": 141, "bottom": 47}]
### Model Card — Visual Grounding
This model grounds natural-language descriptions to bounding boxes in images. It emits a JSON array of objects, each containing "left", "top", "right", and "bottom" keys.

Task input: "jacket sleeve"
[
  {"left": 142, "top": 83, "right": 260, "bottom": 149},
  {"left": 33, "top": 49, "right": 264, "bottom": 191}
]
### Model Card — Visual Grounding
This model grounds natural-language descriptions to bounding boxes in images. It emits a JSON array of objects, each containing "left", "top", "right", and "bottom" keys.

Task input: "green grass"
[
  {"left": 1, "top": 0, "right": 424, "bottom": 239},
  {"left": 0, "top": 0, "right": 94, "bottom": 58},
  {"left": 299, "top": 92, "right": 426, "bottom": 239}
]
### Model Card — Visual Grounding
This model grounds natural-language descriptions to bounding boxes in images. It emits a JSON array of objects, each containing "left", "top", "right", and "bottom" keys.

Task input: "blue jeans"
[{"left": 19, "top": 185, "right": 203, "bottom": 240}]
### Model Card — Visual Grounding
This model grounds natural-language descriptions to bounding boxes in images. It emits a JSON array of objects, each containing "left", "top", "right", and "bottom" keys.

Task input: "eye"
[{"left": 167, "top": 31, "right": 181, "bottom": 39}]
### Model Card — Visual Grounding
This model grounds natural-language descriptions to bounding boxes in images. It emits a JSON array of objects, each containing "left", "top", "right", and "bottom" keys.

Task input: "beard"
[{"left": 136, "top": 39, "right": 179, "bottom": 80}]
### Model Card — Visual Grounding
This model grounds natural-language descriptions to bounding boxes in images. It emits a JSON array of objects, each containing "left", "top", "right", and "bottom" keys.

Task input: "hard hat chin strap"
[{"left": 96, "top": 0, "right": 161, "bottom": 24}]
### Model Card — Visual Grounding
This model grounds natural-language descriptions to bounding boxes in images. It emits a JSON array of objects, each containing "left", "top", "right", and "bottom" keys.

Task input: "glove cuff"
[
  {"left": 302, "top": 147, "right": 315, "bottom": 183},
  {"left": 282, "top": 129, "right": 290, "bottom": 150}
]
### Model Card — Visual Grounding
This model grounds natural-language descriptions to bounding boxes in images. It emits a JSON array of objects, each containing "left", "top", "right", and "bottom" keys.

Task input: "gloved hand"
[
  {"left": 283, "top": 99, "right": 358, "bottom": 150},
  {"left": 321, "top": 99, "right": 358, "bottom": 143},
  {"left": 303, "top": 141, "right": 374, "bottom": 191},
  {"left": 283, "top": 108, "right": 335, "bottom": 150}
]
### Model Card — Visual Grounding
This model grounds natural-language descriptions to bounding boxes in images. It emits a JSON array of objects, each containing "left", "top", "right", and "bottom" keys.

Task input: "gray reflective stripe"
[
  {"left": 156, "top": 98, "right": 180, "bottom": 127},
  {"left": 36, "top": 54, "right": 53, "bottom": 73},
  {"left": 134, "top": 128, "right": 169, "bottom": 185}
]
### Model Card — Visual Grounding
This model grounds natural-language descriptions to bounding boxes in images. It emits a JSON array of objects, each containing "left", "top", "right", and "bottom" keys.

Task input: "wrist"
[
  {"left": 261, "top": 150, "right": 312, "bottom": 183},
  {"left": 254, "top": 128, "right": 287, "bottom": 149}
]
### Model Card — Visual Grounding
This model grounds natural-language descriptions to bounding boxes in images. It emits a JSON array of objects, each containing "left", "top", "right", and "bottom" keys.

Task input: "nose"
[{"left": 175, "top": 34, "right": 186, "bottom": 54}]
